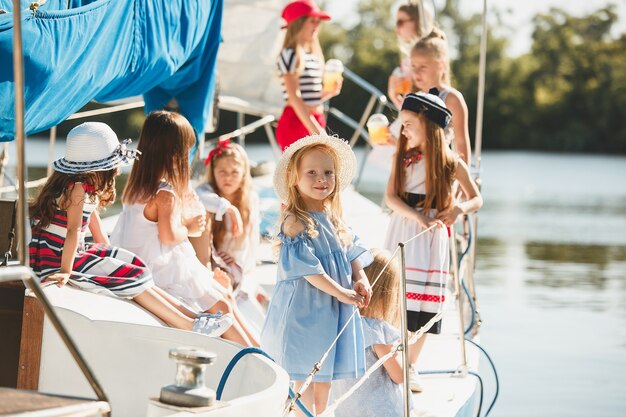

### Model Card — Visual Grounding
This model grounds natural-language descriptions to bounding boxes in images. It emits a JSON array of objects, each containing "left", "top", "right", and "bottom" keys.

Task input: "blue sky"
[{"left": 325, "top": 0, "right": 626, "bottom": 57}]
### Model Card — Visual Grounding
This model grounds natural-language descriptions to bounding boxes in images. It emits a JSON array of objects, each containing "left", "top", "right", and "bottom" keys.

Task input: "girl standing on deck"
[
  {"left": 384, "top": 92, "right": 482, "bottom": 391},
  {"left": 29, "top": 122, "right": 225, "bottom": 335},
  {"left": 275, "top": 0, "right": 340, "bottom": 151},
  {"left": 411, "top": 28, "right": 472, "bottom": 165},
  {"left": 330, "top": 248, "right": 416, "bottom": 417},
  {"left": 261, "top": 134, "right": 373, "bottom": 416},
  {"left": 388, "top": 1, "right": 433, "bottom": 110},
  {"left": 111, "top": 111, "right": 258, "bottom": 347}
]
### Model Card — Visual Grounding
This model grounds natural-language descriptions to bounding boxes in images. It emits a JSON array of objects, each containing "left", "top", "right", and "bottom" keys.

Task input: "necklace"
[{"left": 403, "top": 150, "right": 422, "bottom": 167}]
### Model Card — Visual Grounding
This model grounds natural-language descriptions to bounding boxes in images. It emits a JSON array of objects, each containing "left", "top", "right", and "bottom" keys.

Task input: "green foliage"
[{"left": 320, "top": 1, "right": 626, "bottom": 154}]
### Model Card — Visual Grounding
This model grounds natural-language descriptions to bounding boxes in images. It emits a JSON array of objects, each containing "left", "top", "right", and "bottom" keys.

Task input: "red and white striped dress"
[
  {"left": 383, "top": 158, "right": 449, "bottom": 334},
  {"left": 29, "top": 182, "right": 154, "bottom": 299}
]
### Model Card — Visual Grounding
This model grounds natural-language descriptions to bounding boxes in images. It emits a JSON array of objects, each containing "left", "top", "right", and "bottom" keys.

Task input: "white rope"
[{"left": 320, "top": 311, "right": 444, "bottom": 417}]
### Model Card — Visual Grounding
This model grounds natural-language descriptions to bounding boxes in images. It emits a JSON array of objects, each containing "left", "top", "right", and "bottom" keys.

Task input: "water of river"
[{"left": 4, "top": 140, "right": 626, "bottom": 416}]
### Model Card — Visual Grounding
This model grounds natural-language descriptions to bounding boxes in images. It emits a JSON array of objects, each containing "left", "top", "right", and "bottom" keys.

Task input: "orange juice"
[
  {"left": 323, "top": 72, "right": 342, "bottom": 93},
  {"left": 323, "top": 59, "right": 344, "bottom": 93},
  {"left": 394, "top": 77, "right": 413, "bottom": 97},
  {"left": 367, "top": 114, "right": 390, "bottom": 145},
  {"left": 368, "top": 125, "right": 390, "bottom": 145}
]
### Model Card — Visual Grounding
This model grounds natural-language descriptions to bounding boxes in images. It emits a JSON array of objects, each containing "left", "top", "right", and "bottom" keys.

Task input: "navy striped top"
[{"left": 277, "top": 48, "right": 323, "bottom": 106}]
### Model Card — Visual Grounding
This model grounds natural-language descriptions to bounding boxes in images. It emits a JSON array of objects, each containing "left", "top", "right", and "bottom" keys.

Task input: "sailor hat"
[{"left": 401, "top": 89, "right": 452, "bottom": 129}]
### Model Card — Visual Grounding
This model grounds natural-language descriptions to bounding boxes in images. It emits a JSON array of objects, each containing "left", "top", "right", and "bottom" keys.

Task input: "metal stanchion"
[
  {"left": 398, "top": 243, "right": 411, "bottom": 417},
  {"left": 449, "top": 231, "right": 468, "bottom": 373}
]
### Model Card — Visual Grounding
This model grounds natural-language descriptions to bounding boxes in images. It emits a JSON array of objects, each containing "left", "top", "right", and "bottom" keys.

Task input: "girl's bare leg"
[
  {"left": 152, "top": 286, "right": 196, "bottom": 318},
  {"left": 313, "top": 382, "right": 331, "bottom": 415},
  {"left": 208, "top": 300, "right": 254, "bottom": 346},
  {"left": 213, "top": 269, "right": 259, "bottom": 346},
  {"left": 293, "top": 380, "right": 315, "bottom": 417},
  {"left": 133, "top": 289, "right": 194, "bottom": 330}
]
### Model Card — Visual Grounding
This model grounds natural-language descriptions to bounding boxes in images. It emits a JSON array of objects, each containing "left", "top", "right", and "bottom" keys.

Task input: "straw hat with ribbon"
[{"left": 273, "top": 134, "right": 356, "bottom": 203}]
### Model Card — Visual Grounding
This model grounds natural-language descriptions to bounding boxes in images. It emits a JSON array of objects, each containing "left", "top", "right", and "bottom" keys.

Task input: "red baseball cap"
[{"left": 281, "top": 0, "right": 331, "bottom": 29}]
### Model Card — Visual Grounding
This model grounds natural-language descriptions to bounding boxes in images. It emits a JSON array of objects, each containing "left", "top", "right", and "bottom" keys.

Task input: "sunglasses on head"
[{"left": 396, "top": 18, "right": 414, "bottom": 27}]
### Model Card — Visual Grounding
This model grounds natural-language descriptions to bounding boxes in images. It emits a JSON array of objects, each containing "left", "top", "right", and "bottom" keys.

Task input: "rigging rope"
[{"left": 319, "top": 311, "right": 443, "bottom": 417}]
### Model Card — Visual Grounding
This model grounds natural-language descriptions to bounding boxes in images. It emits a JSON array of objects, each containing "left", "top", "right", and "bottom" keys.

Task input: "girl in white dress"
[
  {"left": 384, "top": 92, "right": 482, "bottom": 391},
  {"left": 111, "top": 111, "right": 258, "bottom": 347},
  {"left": 192, "top": 139, "right": 266, "bottom": 337}
]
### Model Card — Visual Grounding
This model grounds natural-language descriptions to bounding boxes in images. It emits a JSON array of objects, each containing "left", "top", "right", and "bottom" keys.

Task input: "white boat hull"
[{"left": 36, "top": 286, "right": 289, "bottom": 417}]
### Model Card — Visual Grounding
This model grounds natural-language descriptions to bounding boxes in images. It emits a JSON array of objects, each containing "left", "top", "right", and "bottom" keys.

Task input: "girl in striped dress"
[
  {"left": 29, "top": 122, "right": 229, "bottom": 335},
  {"left": 275, "top": 0, "right": 340, "bottom": 151},
  {"left": 383, "top": 93, "right": 482, "bottom": 391}
]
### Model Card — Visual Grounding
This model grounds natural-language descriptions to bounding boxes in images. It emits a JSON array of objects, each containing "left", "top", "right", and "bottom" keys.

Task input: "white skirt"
[{"left": 383, "top": 209, "right": 449, "bottom": 314}]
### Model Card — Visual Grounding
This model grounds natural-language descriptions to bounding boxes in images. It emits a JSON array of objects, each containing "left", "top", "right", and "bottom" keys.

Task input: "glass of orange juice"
[
  {"left": 367, "top": 114, "right": 390, "bottom": 145},
  {"left": 323, "top": 59, "right": 344, "bottom": 93},
  {"left": 393, "top": 67, "right": 412, "bottom": 97}
]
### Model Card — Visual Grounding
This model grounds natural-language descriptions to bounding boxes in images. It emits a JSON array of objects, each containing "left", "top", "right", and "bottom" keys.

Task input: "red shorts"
[{"left": 276, "top": 106, "right": 326, "bottom": 151}]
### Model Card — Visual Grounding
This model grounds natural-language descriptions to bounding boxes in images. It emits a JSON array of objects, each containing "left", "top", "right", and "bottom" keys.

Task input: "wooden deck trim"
[{"left": 17, "top": 295, "right": 44, "bottom": 390}]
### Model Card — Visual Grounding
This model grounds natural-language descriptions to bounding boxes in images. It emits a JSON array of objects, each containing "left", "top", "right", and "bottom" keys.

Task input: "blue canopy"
[{"left": 0, "top": 0, "right": 223, "bottom": 149}]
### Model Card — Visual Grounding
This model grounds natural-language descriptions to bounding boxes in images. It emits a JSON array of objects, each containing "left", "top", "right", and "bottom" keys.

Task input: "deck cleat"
[{"left": 159, "top": 347, "right": 217, "bottom": 407}]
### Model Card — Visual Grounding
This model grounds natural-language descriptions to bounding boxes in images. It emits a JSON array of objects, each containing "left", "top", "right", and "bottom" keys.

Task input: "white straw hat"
[
  {"left": 273, "top": 134, "right": 356, "bottom": 203},
  {"left": 53, "top": 122, "right": 140, "bottom": 174}
]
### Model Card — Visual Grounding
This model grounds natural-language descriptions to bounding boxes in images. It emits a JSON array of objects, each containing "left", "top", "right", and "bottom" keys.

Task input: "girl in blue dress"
[{"left": 261, "top": 134, "right": 373, "bottom": 416}]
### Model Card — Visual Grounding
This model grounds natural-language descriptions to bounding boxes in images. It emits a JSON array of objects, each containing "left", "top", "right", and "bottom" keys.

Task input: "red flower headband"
[{"left": 204, "top": 138, "right": 231, "bottom": 166}]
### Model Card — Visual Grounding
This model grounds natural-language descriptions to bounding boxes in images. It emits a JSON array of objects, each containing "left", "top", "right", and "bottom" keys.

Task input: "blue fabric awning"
[{"left": 0, "top": 0, "right": 223, "bottom": 150}]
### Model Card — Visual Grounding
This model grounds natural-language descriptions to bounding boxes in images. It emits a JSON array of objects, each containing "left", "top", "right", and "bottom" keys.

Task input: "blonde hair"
[
  {"left": 122, "top": 111, "right": 195, "bottom": 205},
  {"left": 411, "top": 27, "right": 451, "bottom": 85},
  {"left": 276, "top": 143, "right": 352, "bottom": 251},
  {"left": 205, "top": 142, "right": 253, "bottom": 249},
  {"left": 394, "top": 111, "right": 456, "bottom": 212},
  {"left": 360, "top": 248, "right": 401, "bottom": 328},
  {"left": 281, "top": 16, "right": 324, "bottom": 75}
]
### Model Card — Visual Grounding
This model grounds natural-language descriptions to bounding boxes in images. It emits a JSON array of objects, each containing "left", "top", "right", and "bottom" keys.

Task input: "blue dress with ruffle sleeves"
[{"left": 261, "top": 211, "right": 373, "bottom": 382}]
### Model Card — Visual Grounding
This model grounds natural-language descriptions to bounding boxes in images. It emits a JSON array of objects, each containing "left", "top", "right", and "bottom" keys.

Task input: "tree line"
[{"left": 321, "top": 1, "right": 626, "bottom": 154}]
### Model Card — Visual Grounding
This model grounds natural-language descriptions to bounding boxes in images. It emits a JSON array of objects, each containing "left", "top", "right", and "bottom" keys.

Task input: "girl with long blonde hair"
[
  {"left": 411, "top": 28, "right": 472, "bottom": 165},
  {"left": 331, "top": 248, "right": 418, "bottom": 417},
  {"left": 275, "top": 0, "right": 340, "bottom": 151},
  {"left": 261, "top": 135, "right": 374, "bottom": 416},
  {"left": 384, "top": 92, "right": 482, "bottom": 391},
  {"left": 191, "top": 140, "right": 267, "bottom": 329}
]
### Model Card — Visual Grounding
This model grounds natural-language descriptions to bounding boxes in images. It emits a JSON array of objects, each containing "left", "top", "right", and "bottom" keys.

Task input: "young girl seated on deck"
[
  {"left": 29, "top": 122, "right": 226, "bottom": 335},
  {"left": 261, "top": 134, "right": 373, "bottom": 416},
  {"left": 330, "top": 248, "right": 416, "bottom": 417},
  {"left": 111, "top": 111, "right": 258, "bottom": 347},
  {"left": 190, "top": 139, "right": 267, "bottom": 336}
]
